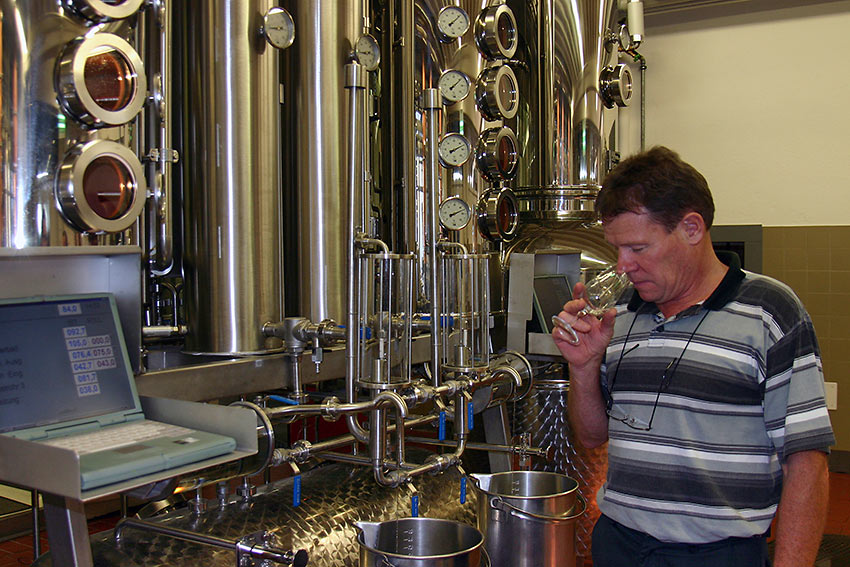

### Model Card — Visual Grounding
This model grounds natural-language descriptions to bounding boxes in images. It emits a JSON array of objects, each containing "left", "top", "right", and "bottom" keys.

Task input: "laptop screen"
[{"left": 0, "top": 295, "right": 138, "bottom": 435}]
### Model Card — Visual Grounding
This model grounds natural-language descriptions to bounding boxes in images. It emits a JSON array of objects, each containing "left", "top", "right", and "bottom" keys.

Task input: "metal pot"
[
  {"left": 355, "top": 517, "right": 486, "bottom": 567},
  {"left": 471, "top": 471, "right": 585, "bottom": 567}
]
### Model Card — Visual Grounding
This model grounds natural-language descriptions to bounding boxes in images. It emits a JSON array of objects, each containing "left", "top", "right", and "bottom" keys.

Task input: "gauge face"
[
  {"left": 438, "top": 133, "right": 472, "bottom": 167},
  {"left": 437, "top": 6, "right": 470, "bottom": 39},
  {"left": 354, "top": 34, "right": 381, "bottom": 71},
  {"left": 263, "top": 7, "right": 295, "bottom": 50},
  {"left": 439, "top": 196, "right": 472, "bottom": 230},
  {"left": 438, "top": 69, "right": 471, "bottom": 103}
]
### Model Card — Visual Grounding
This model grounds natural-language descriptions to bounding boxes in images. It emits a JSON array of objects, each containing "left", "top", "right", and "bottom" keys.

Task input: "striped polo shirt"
[{"left": 596, "top": 254, "right": 835, "bottom": 544}]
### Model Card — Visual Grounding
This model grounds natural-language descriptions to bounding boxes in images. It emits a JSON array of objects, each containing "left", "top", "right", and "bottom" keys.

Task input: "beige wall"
[{"left": 616, "top": 1, "right": 850, "bottom": 449}]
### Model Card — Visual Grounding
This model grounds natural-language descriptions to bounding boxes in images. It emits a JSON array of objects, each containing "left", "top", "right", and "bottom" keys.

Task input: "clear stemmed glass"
[
  {"left": 552, "top": 266, "right": 630, "bottom": 344},
  {"left": 578, "top": 266, "right": 631, "bottom": 317}
]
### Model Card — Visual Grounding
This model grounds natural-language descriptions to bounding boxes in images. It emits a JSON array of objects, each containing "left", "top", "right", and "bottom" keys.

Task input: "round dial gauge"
[
  {"left": 438, "top": 69, "right": 471, "bottom": 103},
  {"left": 438, "top": 133, "right": 472, "bottom": 167},
  {"left": 437, "top": 6, "right": 471, "bottom": 40},
  {"left": 439, "top": 196, "right": 472, "bottom": 230},
  {"left": 263, "top": 7, "right": 296, "bottom": 50},
  {"left": 354, "top": 34, "right": 381, "bottom": 71}
]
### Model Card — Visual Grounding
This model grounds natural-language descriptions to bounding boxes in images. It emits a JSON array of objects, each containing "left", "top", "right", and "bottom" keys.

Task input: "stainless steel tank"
[
  {"left": 514, "top": 0, "right": 633, "bottom": 228},
  {"left": 1, "top": 0, "right": 148, "bottom": 249},
  {"left": 178, "top": 0, "right": 285, "bottom": 355},
  {"left": 280, "top": 1, "right": 365, "bottom": 324}
]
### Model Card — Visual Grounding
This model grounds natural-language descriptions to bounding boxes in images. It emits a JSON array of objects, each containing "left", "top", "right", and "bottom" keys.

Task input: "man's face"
[{"left": 602, "top": 209, "right": 692, "bottom": 308}]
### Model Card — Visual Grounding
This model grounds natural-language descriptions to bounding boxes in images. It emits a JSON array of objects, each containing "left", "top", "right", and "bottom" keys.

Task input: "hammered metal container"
[{"left": 511, "top": 378, "right": 608, "bottom": 559}]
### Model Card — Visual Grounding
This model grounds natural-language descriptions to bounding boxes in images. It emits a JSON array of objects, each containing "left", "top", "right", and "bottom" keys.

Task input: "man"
[{"left": 553, "top": 146, "right": 834, "bottom": 567}]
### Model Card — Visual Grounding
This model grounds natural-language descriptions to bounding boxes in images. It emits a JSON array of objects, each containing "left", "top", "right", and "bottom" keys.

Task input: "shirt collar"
[{"left": 627, "top": 251, "right": 745, "bottom": 313}]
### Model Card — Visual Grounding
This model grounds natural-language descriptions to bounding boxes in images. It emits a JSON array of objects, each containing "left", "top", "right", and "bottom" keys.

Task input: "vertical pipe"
[
  {"left": 345, "top": 62, "right": 370, "bottom": 443},
  {"left": 398, "top": 0, "right": 416, "bottom": 255},
  {"left": 422, "top": 88, "right": 442, "bottom": 387}
]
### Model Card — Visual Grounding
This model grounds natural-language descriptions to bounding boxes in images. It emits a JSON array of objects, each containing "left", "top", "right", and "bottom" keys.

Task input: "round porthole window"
[
  {"left": 56, "top": 140, "right": 146, "bottom": 233},
  {"left": 55, "top": 33, "right": 147, "bottom": 127}
]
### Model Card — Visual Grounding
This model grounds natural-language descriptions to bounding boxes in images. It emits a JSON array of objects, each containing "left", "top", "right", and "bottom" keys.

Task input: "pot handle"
[
  {"left": 481, "top": 545, "right": 491, "bottom": 567},
  {"left": 379, "top": 554, "right": 397, "bottom": 567},
  {"left": 490, "top": 492, "right": 587, "bottom": 523}
]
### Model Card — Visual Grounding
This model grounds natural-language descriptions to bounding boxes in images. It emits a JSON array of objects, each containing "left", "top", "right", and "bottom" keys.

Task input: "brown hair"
[{"left": 596, "top": 146, "right": 715, "bottom": 232}]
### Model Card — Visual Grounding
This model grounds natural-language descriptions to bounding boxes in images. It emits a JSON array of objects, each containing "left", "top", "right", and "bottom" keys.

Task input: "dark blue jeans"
[{"left": 592, "top": 514, "right": 772, "bottom": 567}]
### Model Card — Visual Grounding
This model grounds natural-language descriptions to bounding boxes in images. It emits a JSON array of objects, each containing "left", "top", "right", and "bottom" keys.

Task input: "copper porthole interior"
[
  {"left": 497, "top": 12, "right": 515, "bottom": 52},
  {"left": 82, "top": 155, "right": 136, "bottom": 220},
  {"left": 497, "top": 135, "right": 516, "bottom": 176},
  {"left": 84, "top": 47, "right": 135, "bottom": 112},
  {"left": 498, "top": 196, "right": 515, "bottom": 234}
]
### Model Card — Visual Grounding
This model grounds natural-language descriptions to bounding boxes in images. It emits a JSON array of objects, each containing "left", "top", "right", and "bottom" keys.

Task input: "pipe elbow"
[{"left": 374, "top": 391, "right": 409, "bottom": 418}]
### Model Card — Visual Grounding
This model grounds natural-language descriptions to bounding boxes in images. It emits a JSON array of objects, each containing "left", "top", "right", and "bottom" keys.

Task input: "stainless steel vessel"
[
  {"left": 357, "top": 518, "right": 485, "bottom": 567},
  {"left": 280, "top": 0, "right": 365, "bottom": 323},
  {"left": 1, "top": 1, "right": 148, "bottom": 248},
  {"left": 471, "top": 471, "right": 585, "bottom": 567},
  {"left": 179, "top": 0, "right": 285, "bottom": 355}
]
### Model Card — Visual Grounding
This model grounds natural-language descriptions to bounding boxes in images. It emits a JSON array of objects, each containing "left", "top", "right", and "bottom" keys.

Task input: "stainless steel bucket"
[
  {"left": 356, "top": 517, "right": 486, "bottom": 567},
  {"left": 471, "top": 471, "right": 586, "bottom": 567}
]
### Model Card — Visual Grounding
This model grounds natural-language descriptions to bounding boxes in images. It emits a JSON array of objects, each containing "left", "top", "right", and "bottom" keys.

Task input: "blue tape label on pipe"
[
  {"left": 439, "top": 411, "right": 446, "bottom": 441},
  {"left": 468, "top": 401, "right": 474, "bottom": 430},
  {"left": 293, "top": 475, "right": 302, "bottom": 507},
  {"left": 411, "top": 494, "right": 419, "bottom": 517},
  {"left": 460, "top": 477, "right": 467, "bottom": 504}
]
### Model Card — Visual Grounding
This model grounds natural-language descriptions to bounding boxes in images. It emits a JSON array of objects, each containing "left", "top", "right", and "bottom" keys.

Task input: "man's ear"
[{"left": 679, "top": 211, "right": 706, "bottom": 243}]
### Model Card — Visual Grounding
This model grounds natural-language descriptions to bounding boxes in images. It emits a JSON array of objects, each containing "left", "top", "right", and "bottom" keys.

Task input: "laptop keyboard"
[{"left": 42, "top": 421, "right": 195, "bottom": 455}]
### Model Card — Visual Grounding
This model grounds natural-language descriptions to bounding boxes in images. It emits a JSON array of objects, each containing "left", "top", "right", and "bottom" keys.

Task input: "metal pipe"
[
  {"left": 150, "top": 0, "right": 175, "bottom": 275},
  {"left": 114, "top": 518, "right": 304, "bottom": 564},
  {"left": 357, "top": 237, "right": 390, "bottom": 254},
  {"left": 406, "top": 438, "right": 550, "bottom": 459},
  {"left": 640, "top": 55, "right": 647, "bottom": 151},
  {"left": 437, "top": 241, "right": 469, "bottom": 255},
  {"left": 142, "top": 325, "right": 187, "bottom": 339},
  {"left": 344, "top": 61, "right": 370, "bottom": 443},
  {"left": 422, "top": 88, "right": 443, "bottom": 388},
  {"left": 283, "top": 414, "right": 439, "bottom": 461},
  {"left": 264, "top": 390, "right": 408, "bottom": 421}
]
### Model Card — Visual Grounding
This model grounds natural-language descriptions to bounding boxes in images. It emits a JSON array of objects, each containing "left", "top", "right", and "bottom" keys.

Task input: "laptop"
[
  {"left": 0, "top": 293, "right": 236, "bottom": 490},
  {"left": 532, "top": 274, "right": 573, "bottom": 334}
]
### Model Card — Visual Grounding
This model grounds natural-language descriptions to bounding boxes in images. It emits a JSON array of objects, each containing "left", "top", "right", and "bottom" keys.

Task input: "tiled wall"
[{"left": 762, "top": 226, "right": 850, "bottom": 452}]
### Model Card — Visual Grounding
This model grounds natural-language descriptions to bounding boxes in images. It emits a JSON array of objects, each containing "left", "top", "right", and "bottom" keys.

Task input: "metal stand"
[
  {"left": 482, "top": 405, "right": 512, "bottom": 472},
  {"left": 42, "top": 493, "right": 93, "bottom": 567}
]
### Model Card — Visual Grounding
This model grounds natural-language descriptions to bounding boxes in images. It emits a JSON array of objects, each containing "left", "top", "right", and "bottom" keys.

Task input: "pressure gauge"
[
  {"left": 437, "top": 6, "right": 471, "bottom": 40},
  {"left": 263, "top": 7, "right": 296, "bottom": 50},
  {"left": 439, "top": 196, "right": 472, "bottom": 231},
  {"left": 438, "top": 69, "right": 471, "bottom": 103},
  {"left": 476, "top": 127, "right": 518, "bottom": 181},
  {"left": 475, "top": 64, "right": 519, "bottom": 120},
  {"left": 474, "top": 5, "right": 518, "bottom": 60},
  {"left": 438, "top": 133, "right": 472, "bottom": 167},
  {"left": 354, "top": 34, "right": 381, "bottom": 71},
  {"left": 618, "top": 24, "right": 633, "bottom": 51}
]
